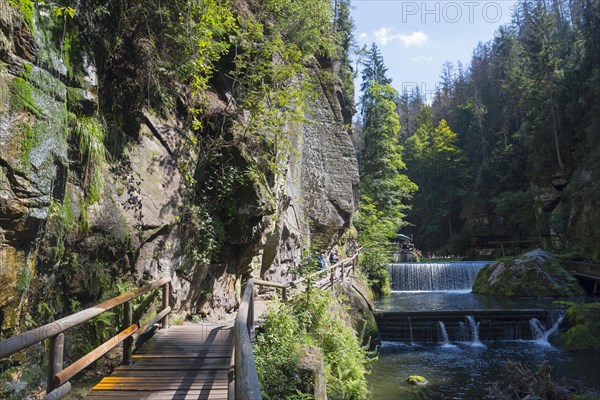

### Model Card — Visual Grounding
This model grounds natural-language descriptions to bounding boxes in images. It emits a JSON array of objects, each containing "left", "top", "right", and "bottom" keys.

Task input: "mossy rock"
[
  {"left": 472, "top": 249, "right": 585, "bottom": 297},
  {"left": 558, "top": 303, "right": 600, "bottom": 351},
  {"left": 407, "top": 375, "right": 428, "bottom": 386}
]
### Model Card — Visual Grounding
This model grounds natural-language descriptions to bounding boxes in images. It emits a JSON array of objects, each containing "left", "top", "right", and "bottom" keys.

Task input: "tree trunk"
[{"left": 550, "top": 98, "right": 565, "bottom": 172}]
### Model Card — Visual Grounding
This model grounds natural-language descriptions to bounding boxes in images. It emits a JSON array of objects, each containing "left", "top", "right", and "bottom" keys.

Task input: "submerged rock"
[
  {"left": 406, "top": 375, "right": 428, "bottom": 386},
  {"left": 473, "top": 249, "right": 584, "bottom": 297}
]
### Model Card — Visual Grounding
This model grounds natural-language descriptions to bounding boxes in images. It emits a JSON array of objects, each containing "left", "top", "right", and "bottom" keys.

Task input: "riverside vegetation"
[{"left": 255, "top": 289, "right": 372, "bottom": 400}]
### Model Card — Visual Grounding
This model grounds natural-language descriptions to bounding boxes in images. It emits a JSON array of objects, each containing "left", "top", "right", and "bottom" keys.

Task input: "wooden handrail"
[
  {"left": 231, "top": 249, "right": 361, "bottom": 399},
  {"left": 254, "top": 248, "right": 362, "bottom": 300},
  {"left": 236, "top": 249, "right": 361, "bottom": 399},
  {"left": 53, "top": 324, "right": 138, "bottom": 387},
  {"left": 234, "top": 280, "right": 262, "bottom": 400},
  {"left": 0, "top": 277, "right": 170, "bottom": 358},
  {"left": 0, "top": 277, "right": 172, "bottom": 400}
]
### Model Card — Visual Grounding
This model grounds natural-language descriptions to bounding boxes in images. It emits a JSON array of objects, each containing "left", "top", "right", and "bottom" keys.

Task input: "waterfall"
[
  {"left": 437, "top": 321, "right": 454, "bottom": 347},
  {"left": 389, "top": 262, "right": 489, "bottom": 291},
  {"left": 376, "top": 309, "right": 566, "bottom": 343},
  {"left": 529, "top": 318, "right": 545, "bottom": 339},
  {"left": 530, "top": 313, "right": 565, "bottom": 345},
  {"left": 466, "top": 315, "right": 485, "bottom": 347}
]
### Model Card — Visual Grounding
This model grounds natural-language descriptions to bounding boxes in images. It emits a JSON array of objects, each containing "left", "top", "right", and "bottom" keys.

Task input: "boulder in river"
[
  {"left": 406, "top": 375, "right": 428, "bottom": 386},
  {"left": 472, "top": 249, "right": 585, "bottom": 297}
]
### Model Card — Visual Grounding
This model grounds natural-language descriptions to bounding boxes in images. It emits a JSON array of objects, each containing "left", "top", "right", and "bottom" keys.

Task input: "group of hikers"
[
  {"left": 316, "top": 252, "right": 340, "bottom": 270},
  {"left": 314, "top": 238, "right": 359, "bottom": 271}
]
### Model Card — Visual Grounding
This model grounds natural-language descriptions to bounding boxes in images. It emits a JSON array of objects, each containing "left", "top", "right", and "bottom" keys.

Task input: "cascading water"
[
  {"left": 388, "top": 261, "right": 489, "bottom": 291},
  {"left": 372, "top": 259, "right": 587, "bottom": 400},
  {"left": 380, "top": 261, "right": 569, "bottom": 345},
  {"left": 466, "top": 315, "right": 485, "bottom": 347},
  {"left": 530, "top": 312, "right": 565, "bottom": 345},
  {"left": 437, "top": 321, "right": 454, "bottom": 347},
  {"left": 530, "top": 318, "right": 546, "bottom": 339}
]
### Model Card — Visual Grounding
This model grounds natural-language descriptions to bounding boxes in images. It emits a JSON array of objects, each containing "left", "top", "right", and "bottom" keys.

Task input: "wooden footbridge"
[
  {"left": 0, "top": 251, "right": 361, "bottom": 400},
  {"left": 0, "top": 278, "right": 260, "bottom": 400}
]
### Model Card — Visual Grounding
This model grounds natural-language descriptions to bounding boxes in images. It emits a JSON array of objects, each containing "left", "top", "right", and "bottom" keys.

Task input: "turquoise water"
[
  {"left": 369, "top": 262, "right": 600, "bottom": 399},
  {"left": 369, "top": 341, "right": 600, "bottom": 399}
]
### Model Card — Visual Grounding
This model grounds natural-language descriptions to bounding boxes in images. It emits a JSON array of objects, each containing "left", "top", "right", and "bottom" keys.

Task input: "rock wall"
[
  {"left": 259, "top": 70, "right": 359, "bottom": 285},
  {"left": 0, "top": 1, "right": 359, "bottom": 333}
]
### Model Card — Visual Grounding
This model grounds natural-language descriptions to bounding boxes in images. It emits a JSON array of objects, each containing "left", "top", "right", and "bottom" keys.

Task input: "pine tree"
[
  {"left": 359, "top": 43, "right": 392, "bottom": 118},
  {"left": 356, "top": 49, "right": 416, "bottom": 295}
]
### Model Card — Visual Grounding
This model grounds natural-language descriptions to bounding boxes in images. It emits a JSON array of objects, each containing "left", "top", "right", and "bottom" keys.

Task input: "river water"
[
  {"left": 369, "top": 341, "right": 600, "bottom": 399},
  {"left": 369, "top": 261, "right": 600, "bottom": 399}
]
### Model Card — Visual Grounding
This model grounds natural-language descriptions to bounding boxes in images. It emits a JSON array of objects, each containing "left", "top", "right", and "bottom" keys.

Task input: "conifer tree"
[{"left": 356, "top": 46, "right": 416, "bottom": 295}]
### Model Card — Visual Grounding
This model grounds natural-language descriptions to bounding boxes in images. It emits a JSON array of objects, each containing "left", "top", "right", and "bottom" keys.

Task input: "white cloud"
[
  {"left": 374, "top": 27, "right": 395, "bottom": 46},
  {"left": 359, "top": 32, "right": 368, "bottom": 40},
  {"left": 400, "top": 31, "right": 428, "bottom": 47},
  {"left": 374, "top": 27, "right": 428, "bottom": 47}
]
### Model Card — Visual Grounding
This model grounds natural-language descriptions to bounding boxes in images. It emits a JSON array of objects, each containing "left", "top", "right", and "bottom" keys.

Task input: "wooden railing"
[
  {"left": 229, "top": 249, "right": 361, "bottom": 400},
  {"left": 0, "top": 277, "right": 172, "bottom": 400},
  {"left": 233, "top": 249, "right": 361, "bottom": 399},
  {"left": 254, "top": 249, "right": 361, "bottom": 301},
  {"left": 234, "top": 279, "right": 262, "bottom": 400}
]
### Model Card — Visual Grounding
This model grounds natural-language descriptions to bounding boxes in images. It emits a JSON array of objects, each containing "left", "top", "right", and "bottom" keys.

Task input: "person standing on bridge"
[
  {"left": 317, "top": 253, "right": 326, "bottom": 270},
  {"left": 330, "top": 251, "right": 339, "bottom": 265}
]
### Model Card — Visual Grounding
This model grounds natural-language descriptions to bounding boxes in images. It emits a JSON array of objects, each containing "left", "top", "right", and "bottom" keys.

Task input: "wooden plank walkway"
[{"left": 86, "top": 323, "right": 233, "bottom": 400}]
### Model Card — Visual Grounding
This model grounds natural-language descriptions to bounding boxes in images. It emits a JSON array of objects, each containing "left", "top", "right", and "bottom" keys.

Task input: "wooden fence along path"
[
  {"left": 562, "top": 260, "right": 600, "bottom": 294},
  {"left": 0, "top": 250, "right": 361, "bottom": 400},
  {"left": 86, "top": 324, "right": 233, "bottom": 399}
]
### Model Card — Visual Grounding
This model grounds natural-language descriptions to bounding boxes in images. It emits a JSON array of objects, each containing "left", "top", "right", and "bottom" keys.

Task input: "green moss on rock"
[
  {"left": 472, "top": 249, "right": 585, "bottom": 297},
  {"left": 558, "top": 302, "right": 600, "bottom": 351},
  {"left": 407, "top": 375, "right": 428, "bottom": 385}
]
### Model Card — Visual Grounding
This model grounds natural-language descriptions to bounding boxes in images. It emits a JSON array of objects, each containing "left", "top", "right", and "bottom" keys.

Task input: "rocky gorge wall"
[{"left": 0, "top": 0, "right": 359, "bottom": 336}]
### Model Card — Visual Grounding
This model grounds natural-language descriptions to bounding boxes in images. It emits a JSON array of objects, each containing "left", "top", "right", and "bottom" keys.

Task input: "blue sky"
[{"left": 351, "top": 0, "right": 518, "bottom": 100}]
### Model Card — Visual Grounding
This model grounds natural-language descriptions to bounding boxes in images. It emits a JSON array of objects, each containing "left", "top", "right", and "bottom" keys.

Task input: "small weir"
[
  {"left": 389, "top": 261, "right": 488, "bottom": 291},
  {"left": 437, "top": 321, "right": 450, "bottom": 346},
  {"left": 376, "top": 309, "right": 565, "bottom": 343},
  {"left": 380, "top": 261, "right": 566, "bottom": 344}
]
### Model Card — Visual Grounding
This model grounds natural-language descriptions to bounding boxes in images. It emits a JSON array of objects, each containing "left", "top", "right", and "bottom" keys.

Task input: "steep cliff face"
[
  {"left": 260, "top": 69, "right": 359, "bottom": 284},
  {"left": 0, "top": 1, "right": 358, "bottom": 334}
]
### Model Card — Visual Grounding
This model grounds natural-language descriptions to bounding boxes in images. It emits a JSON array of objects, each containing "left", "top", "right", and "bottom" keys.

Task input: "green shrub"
[
  {"left": 255, "top": 290, "right": 371, "bottom": 399},
  {"left": 255, "top": 301, "right": 304, "bottom": 399}
]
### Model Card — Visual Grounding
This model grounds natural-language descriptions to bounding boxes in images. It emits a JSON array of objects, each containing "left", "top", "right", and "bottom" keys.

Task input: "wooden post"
[
  {"left": 248, "top": 287, "right": 254, "bottom": 342},
  {"left": 282, "top": 287, "right": 287, "bottom": 302},
  {"left": 330, "top": 266, "right": 335, "bottom": 290},
  {"left": 47, "top": 333, "right": 64, "bottom": 392},
  {"left": 161, "top": 281, "right": 170, "bottom": 329},
  {"left": 341, "top": 262, "right": 345, "bottom": 283},
  {"left": 122, "top": 301, "right": 133, "bottom": 365}
]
